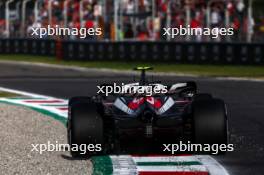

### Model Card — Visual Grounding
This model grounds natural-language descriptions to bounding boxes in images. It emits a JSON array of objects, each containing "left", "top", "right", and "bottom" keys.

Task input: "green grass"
[
  {"left": 0, "top": 91, "right": 18, "bottom": 97},
  {"left": 0, "top": 54, "right": 264, "bottom": 78}
]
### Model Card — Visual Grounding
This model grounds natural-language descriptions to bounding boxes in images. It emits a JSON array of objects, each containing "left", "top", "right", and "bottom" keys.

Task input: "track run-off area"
[{"left": 0, "top": 61, "right": 264, "bottom": 174}]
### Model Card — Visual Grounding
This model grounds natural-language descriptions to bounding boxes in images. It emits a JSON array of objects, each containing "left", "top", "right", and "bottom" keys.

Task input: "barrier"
[
  {"left": 61, "top": 41, "right": 264, "bottom": 65},
  {"left": 0, "top": 39, "right": 55, "bottom": 56},
  {"left": 0, "top": 38, "right": 263, "bottom": 65}
]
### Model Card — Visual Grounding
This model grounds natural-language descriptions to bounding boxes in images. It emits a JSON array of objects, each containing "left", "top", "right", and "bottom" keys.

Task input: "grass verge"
[
  {"left": 0, "top": 54, "right": 264, "bottom": 78},
  {"left": 0, "top": 91, "right": 19, "bottom": 98}
]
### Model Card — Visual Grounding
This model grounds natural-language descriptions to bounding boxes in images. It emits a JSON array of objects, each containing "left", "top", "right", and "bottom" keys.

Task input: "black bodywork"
[{"left": 92, "top": 68, "right": 198, "bottom": 153}]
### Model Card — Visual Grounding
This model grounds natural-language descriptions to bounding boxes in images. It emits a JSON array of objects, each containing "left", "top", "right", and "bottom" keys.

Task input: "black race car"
[{"left": 67, "top": 67, "right": 228, "bottom": 157}]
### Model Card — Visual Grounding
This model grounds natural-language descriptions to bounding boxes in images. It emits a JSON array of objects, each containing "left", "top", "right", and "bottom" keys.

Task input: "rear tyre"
[
  {"left": 192, "top": 99, "right": 228, "bottom": 153},
  {"left": 68, "top": 97, "right": 104, "bottom": 158}
]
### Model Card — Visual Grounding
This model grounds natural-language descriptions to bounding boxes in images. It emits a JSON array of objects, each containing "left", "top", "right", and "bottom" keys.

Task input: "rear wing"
[{"left": 133, "top": 67, "right": 153, "bottom": 85}]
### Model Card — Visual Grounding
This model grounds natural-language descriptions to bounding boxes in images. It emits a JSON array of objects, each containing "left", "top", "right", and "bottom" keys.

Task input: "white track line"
[
  {"left": 0, "top": 87, "right": 56, "bottom": 99},
  {"left": 197, "top": 156, "right": 230, "bottom": 175}
]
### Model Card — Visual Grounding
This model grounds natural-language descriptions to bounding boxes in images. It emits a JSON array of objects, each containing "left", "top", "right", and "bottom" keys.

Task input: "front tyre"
[{"left": 68, "top": 97, "right": 104, "bottom": 158}]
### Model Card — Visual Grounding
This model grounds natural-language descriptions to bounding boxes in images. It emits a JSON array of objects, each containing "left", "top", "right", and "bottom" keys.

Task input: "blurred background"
[
  {"left": 0, "top": 0, "right": 263, "bottom": 65},
  {"left": 0, "top": 0, "right": 263, "bottom": 42}
]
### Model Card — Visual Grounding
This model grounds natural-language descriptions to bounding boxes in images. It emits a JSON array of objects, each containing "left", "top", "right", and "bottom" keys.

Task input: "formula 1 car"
[{"left": 67, "top": 67, "right": 228, "bottom": 157}]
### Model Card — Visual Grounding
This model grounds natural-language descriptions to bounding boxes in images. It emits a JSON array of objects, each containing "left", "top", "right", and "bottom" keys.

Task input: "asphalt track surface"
[{"left": 0, "top": 62, "right": 264, "bottom": 175}]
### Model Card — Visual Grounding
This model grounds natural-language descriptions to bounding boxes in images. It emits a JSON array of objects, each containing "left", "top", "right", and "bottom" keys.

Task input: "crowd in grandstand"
[{"left": 0, "top": 0, "right": 263, "bottom": 42}]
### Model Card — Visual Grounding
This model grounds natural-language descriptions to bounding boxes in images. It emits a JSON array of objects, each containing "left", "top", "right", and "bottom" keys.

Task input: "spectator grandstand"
[{"left": 0, "top": 0, "right": 263, "bottom": 42}]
